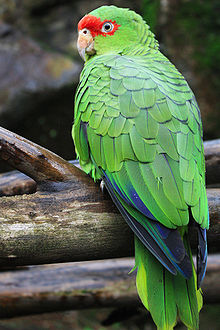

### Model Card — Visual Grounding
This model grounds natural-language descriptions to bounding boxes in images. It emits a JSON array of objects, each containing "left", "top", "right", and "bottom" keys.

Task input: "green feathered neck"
[{"left": 86, "top": 5, "right": 159, "bottom": 60}]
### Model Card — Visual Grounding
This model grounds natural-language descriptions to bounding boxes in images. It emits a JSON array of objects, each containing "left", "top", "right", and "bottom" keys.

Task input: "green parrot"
[{"left": 72, "top": 5, "right": 209, "bottom": 330}]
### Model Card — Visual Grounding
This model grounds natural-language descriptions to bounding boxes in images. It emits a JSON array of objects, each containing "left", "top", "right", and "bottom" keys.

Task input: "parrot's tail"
[{"left": 135, "top": 235, "right": 203, "bottom": 330}]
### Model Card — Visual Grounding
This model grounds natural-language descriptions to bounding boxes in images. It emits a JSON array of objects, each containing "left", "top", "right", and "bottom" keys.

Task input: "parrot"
[{"left": 72, "top": 5, "right": 209, "bottom": 330}]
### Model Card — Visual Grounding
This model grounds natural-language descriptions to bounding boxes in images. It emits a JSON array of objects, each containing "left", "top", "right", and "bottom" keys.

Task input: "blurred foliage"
[
  {"left": 141, "top": 0, "right": 160, "bottom": 32},
  {"left": 142, "top": 0, "right": 220, "bottom": 77},
  {"left": 176, "top": 0, "right": 220, "bottom": 95}
]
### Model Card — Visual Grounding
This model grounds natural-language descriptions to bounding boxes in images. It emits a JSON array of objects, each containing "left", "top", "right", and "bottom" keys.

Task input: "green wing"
[{"left": 73, "top": 53, "right": 208, "bottom": 230}]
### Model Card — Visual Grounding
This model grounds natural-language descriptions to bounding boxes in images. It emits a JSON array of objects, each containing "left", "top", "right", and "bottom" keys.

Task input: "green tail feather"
[{"left": 135, "top": 236, "right": 203, "bottom": 330}]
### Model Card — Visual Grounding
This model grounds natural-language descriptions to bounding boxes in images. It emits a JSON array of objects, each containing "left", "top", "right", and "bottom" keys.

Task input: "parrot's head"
[{"left": 77, "top": 5, "right": 158, "bottom": 61}]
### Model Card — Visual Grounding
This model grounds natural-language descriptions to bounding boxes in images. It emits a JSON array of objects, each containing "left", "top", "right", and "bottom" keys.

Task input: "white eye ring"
[
  {"left": 101, "top": 22, "right": 114, "bottom": 33},
  {"left": 81, "top": 28, "right": 90, "bottom": 35}
]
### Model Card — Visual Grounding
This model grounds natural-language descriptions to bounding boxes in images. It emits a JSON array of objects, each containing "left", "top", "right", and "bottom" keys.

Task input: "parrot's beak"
[{"left": 77, "top": 30, "right": 95, "bottom": 61}]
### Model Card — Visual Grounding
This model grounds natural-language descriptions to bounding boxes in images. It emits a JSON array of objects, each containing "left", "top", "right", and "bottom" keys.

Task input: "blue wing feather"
[{"left": 102, "top": 170, "right": 193, "bottom": 279}]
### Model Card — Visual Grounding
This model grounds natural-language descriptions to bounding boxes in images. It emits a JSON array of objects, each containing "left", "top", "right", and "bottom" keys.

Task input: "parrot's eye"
[
  {"left": 101, "top": 22, "right": 114, "bottom": 33},
  {"left": 81, "top": 28, "right": 89, "bottom": 35}
]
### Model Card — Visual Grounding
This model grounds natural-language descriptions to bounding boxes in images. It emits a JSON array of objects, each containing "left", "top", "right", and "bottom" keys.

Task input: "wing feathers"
[
  {"left": 103, "top": 173, "right": 193, "bottom": 278},
  {"left": 74, "top": 54, "right": 208, "bottom": 282}
]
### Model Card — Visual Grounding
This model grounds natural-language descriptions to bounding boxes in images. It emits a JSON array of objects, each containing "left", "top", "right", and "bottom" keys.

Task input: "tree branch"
[
  {"left": 0, "top": 257, "right": 219, "bottom": 318},
  {"left": 0, "top": 126, "right": 81, "bottom": 184},
  {"left": 204, "top": 139, "right": 220, "bottom": 186},
  {"left": 0, "top": 185, "right": 219, "bottom": 267},
  {"left": 0, "top": 160, "right": 80, "bottom": 197}
]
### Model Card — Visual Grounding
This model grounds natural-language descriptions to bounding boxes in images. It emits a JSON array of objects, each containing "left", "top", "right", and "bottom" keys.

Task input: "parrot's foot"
[{"left": 100, "top": 180, "right": 106, "bottom": 193}]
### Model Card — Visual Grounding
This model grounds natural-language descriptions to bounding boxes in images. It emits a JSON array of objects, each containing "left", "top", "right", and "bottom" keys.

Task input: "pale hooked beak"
[{"left": 77, "top": 29, "right": 95, "bottom": 61}]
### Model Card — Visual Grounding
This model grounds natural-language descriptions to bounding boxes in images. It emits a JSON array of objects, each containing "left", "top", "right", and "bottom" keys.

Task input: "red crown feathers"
[{"left": 78, "top": 15, "right": 120, "bottom": 37}]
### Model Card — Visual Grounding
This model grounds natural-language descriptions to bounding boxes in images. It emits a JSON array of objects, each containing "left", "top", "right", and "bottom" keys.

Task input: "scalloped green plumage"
[
  {"left": 73, "top": 6, "right": 208, "bottom": 329},
  {"left": 130, "top": 125, "right": 156, "bottom": 162},
  {"left": 122, "top": 76, "right": 145, "bottom": 90},
  {"left": 150, "top": 102, "right": 172, "bottom": 123},
  {"left": 108, "top": 115, "right": 126, "bottom": 137},
  {"left": 177, "top": 132, "right": 194, "bottom": 160},
  {"left": 132, "top": 88, "right": 156, "bottom": 108},
  {"left": 119, "top": 91, "right": 140, "bottom": 117},
  {"left": 110, "top": 79, "right": 126, "bottom": 96},
  {"left": 180, "top": 157, "right": 196, "bottom": 181},
  {"left": 156, "top": 125, "right": 179, "bottom": 161},
  {"left": 135, "top": 110, "right": 159, "bottom": 139}
]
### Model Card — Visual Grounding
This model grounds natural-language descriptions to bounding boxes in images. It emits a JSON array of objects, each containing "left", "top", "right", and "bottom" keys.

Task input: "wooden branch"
[
  {"left": 0, "top": 184, "right": 219, "bottom": 267},
  {"left": 0, "top": 257, "right": 219, "bottom": 318},
  {"left": 0, "top": 171, "right": 36, "bottom": 197},
  {"left": 204, "top": 139, "right": 220, "bottom": 186},
  {"left": 0, "top": 185, "right": 133, "bottom": 266},
  {"left": 0, "top": 127, "right": 81, "bottom": 184},
  {"left": 0, "top": 160, "right": 80, "bottom": 197}
]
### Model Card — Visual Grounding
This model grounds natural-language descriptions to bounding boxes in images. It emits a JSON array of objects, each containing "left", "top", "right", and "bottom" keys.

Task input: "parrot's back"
[{"left": 73, "top": 51, "right": 208, "bottom": 329}]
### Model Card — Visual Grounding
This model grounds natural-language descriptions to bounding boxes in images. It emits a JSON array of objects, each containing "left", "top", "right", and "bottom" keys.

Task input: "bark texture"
[
  {"left": 0, "top": 186, "right": 219, "bottom": 267},
  {"left": 0, "top": 257, "right": 219, "bottom": 318}
]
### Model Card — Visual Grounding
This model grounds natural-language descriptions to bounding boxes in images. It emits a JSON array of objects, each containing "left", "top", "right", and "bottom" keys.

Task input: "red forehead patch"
[{"left": 78, "top": 15, "right": 120, "bottom": 37}]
